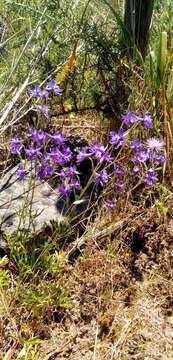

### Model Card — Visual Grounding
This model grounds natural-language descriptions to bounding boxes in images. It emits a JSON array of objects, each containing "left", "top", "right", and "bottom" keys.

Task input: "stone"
[
  {"left": 0, "top": 166, "right": 64, "bottom": 238},
  {"left": 0, "top": 136, "right": 96, "bottom": 251}
]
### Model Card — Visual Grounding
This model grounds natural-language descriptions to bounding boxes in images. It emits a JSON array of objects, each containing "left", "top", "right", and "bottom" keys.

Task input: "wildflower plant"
[{"left": 10, "top": 81, "right": 166, "bottom": 213}]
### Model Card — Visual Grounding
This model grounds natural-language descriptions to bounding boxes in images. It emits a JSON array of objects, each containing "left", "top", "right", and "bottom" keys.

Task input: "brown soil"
[{"left": 36, "top": 197, "right": 173, "bottom": 360}]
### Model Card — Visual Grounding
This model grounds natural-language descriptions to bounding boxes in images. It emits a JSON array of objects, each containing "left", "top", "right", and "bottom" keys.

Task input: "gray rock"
[{"left": 0, "top": 166, "right": 64, "bottom": 238}]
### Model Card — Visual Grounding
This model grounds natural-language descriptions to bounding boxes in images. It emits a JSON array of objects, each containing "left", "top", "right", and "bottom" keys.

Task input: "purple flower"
[
  {"left": 90, "top": 143, "right": 111, "bottom": 163},
  {"left": 57, "top": 169, "right": 66, "bottom": 180},
  {"left": 10, "top": 136, "right": 22, "bottom": 155},
  {"left": 62, "top": 146, "right": 72, "bottom": 163},
  {"left": 116, "top": 178, "right": 123, "bottom": 192},
  {"left": 25, "top": 145, "right": 41, "bottom": 160},
  {"left": 146, "top": 137, "right": 164, "bottom": 152},
  {"left": 121, "top": 112, "right": 138, "bottom": 126},
  {"left": 45, "top": 80, "right": 63, "bottom": 96},
  {"left": 131, "top": 148, "right": 150, "bottom": 163},
  {"left": 49, "top": 146, "right": 72, "bottom": 165},
  {"left": 140, "top": 112, "right": 153, "bottom": 129},
  {"left": 144, "top": 169, "right": 158, "bottom": 187},
  {"left": 51, "top": 132, "right": 66, "bottom": 146},
  {"left": 113, "top": 167, "right": 124, "bottom": 177},
  {"left": 59, "top": 186, "right": 70, "bottom": 197},
  {"left": 29, "top": 128, "right": 48, "bottom": 145},
  {"left": 49, "top": 148, "right": 61, "bottom": 163},
  {"left": 92, "top": 143, "right": 111, "bottom": 162},
  {"left": 109, "top": 129, "right": 125, "bottom": 149},
  {"left": 131, "top": 139, "right": 142, "bottom": 150},
  {"left": 95, "top": 169, "right": 109, "bottom": 186},
  {"left": 30, "top": 85, "right": 48, "bottom": 98},
  {"left": 65, "top": 166, "right": 79, "bottom": 177},
  {"left": 131, "top": 166, "right": 140, "bottom": 176},
  {"left": 76, "top": 147, "right": 91, "bottom": 163},
  {"left": 37, "top": 165, "right": 53, "bottom": 180},
  {"left": 69, "top": 179, "right": 81, "bottom": 191},
  {"left": 16, "top": 164, "right": 27, "bottom": 179},
  {"left": 35, "top": 105, "right": 49, "bottom": 119},
  {"left": 153, "top": 153, "right": 165, "bottom": 165},
  {"left": 103, "top": 199, "right": 115, "bottom": 210}
]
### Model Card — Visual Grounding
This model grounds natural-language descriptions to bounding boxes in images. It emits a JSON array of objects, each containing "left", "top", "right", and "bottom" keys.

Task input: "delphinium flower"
[
  {"left": 16, "top": 164, "right": 27, "bottom": 179},
  {"left": 37, "top": 164, "right": 53, "bottom": 180},
  {"left": 95, "top": 169, "right": 109, "bottom": 186},
  {"left": 109, "top": 129, "right": 125, "bottom": 149},
  {"left": 49, "top": 148, "right": 61, "bottom": 163},
  {"left": 35, "top": 105, "right": 49, "bottom": 119},
  {"left": 51, "top": 132, "right": 66, "bottom": 146},
  {"left": 59, "top": 185, "right": 71, "bottom": 197},
  {"left": 113, "top": 166, "right": 124, "bottom": 177},
  {"left": 121, "top": 112, "right": 138, "bottom": 127},
  {"left": 90, "top": 143, "right": 111, "bottom": 163},
  {"left": 69, "top": 179, "right": 81, "bottom": 191},
  {"left": 153, "top": 153, "right": 165, "bottom": 165},
  {"left": 25, "top": 145, "right": 41, "bottom": 160},
  {"left": 103, "top": 199, "right": 115, "bottom": 210},
  {"left": 113, "top": 166, "right": 124, "bottom": 192},
  {"left": 76, "top": 147, "right": 91, "bottom": 163},
  {"left": 65, "top": 166, "right": 79, "bottom": 177},
  {"left": 45, "top": 80, "right": 63, "bottom": 96},
  {"left": 116, "top": 178, "right": 124, "bottom": 192},
  {"left": 144, "top": 168, "right": 158, "bottom": 187},
  {"left": 10, "top": 136, "right": 22, "bottom": 155},
  {"left": 139, "top": 112, "right": 153, "bottom": 129},
  {"left": 30, "top": 85, "right": 48, "bottom": 98},
  {"left": 130, "top": 139, "right": 142, "bottom": 151},
  {"left": 30, "top": 128, "right": 48, "bottom": 145},
  {"left": 131, "top": 148, "right": 150, "bottom": 164},
  {"left": 61, "top": 146, "right": 72, "bottom": 163},
  {"left": 146, "top": 137, "right": 164, "bottom": 152},
  {"left": 49, "top": 146, "right": 72, "bottom": 166},
  {"left": 56, "top": 168, "right": 66, "bottom": 180}
]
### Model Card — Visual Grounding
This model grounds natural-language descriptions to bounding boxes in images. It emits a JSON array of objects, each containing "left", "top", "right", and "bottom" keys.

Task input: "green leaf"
[{"left": 157, "top": 31, "right": 168, "bottom": 82}]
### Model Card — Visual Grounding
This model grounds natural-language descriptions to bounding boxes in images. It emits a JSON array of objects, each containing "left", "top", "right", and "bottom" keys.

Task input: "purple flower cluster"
[
  {"left": 130, "top": 136, "right": 165, "bottom": 187},
  {"left": 30, "top": 79, "right": 62, "bottom": 119},
  {"left": 144, "top": 169, "right": 158, "bottom": 187},
  {"left": 10, "top": 110, "right": 165, "bottom": 203},
  {"left": 113, "top": 167, "right": 124, "bottom": 192},
  {"left": 131, "top": 137, "right": 165, "bottom": 167},
  {"left": 30, "top": 85, "right": 48, "bottom": 98},
  {"left": 45, "top": 80, "right": 63, "bottom": 96},
  {"left": 121, "top": 111, "right": 153, "bottom": 129},
  {"left": 30, "top": 80, "right": 62, "bottom": 98},
  {"left": 109, "top": 129, "right": 125, "bottom": 149},
  {"left": 95, "top": 169, "right": 109, "bottom": 186},
  {"left": 10, "top": 136, "right": 22, "bottom": 155}
]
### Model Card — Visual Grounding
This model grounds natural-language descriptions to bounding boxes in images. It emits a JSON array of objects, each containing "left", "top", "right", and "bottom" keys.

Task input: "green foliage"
[
  {"left": 15, "top": 278, "right": 71, "bottom": 316},
  {"left": 147, "top": 30, "right": 173, "bottom": 106},
  {"left": 0, "top": 269, "right": 10, "bottom": 288}
]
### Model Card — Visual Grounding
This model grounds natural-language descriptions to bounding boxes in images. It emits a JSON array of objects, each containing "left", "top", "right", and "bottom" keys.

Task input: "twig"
[
  {"left": 67, "top": 217, "right": 129, "bottom": 259},
  {"left": 3, "top": 343, "right": 17, "bottom": 360},
  {"left": 0, "top": 77, "right": 30, "bottom": 128},
  {"left": 42, "top": 339, "right": 72, "bottom": 360}
]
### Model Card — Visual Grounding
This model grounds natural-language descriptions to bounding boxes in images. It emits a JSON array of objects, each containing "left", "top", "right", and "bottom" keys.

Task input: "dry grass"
[{"left": 30, "top": 199, "right": 173, "bottom": 360}]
